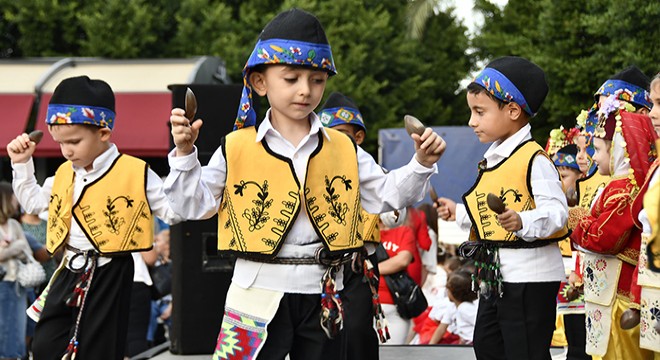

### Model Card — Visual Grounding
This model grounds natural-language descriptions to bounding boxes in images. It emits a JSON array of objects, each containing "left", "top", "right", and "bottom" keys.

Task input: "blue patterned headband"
[
  {"left": 319, "top": 106, "right": 365, "bottom": 131},
  {"left": 46, "top": 104, "right": 115, "bottom": 130},
  {"left": 553, "top": 152, "right": 580, "bottom": 171},
  {"left": 234, "top": 38, "right": 337, "bottom": 130},
  {"left": 595, "top": 79, "right": 651, "bottom": 110},
  {"left": 473, "top": 67, "right": 534, "bottom": 116}
]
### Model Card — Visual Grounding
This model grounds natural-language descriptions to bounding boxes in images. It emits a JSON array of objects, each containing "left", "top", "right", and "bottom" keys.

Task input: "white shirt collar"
[
  {"left": 71, "top": 143, "right": 119, "bottom": 174},
  {"left": 255, "top": 109, "right": 331, "bottom": 142},
  {"left": 483, "top": 123, "right": 532, "bottom": 166}
]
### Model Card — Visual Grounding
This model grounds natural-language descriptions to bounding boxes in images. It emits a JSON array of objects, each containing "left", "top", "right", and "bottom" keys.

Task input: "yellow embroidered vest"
[
  {"left": 47, "top": 155, "right": 154, "bottom": 255},
  {"left": 361, "top": 211, "right": 381, "bottom": 243},
  {"left": 463, "top": 140, "right": 570, "bottom": 246},
  {"left": 218, "top": 127, "right": 363, "bottom": 258},
  {"left": 576, "top": 171, "right": 610, "bottom": 210}
]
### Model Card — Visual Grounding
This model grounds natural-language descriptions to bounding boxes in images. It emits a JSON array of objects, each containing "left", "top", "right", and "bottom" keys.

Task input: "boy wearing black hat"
[
  {"left": 318, "top": 91, "right": 386, "bottom": 359},
  {"left": 165, "top": 8, "right": 445, "bottom": 360},
  {"left": 594, "top": 65, "right": 652, "bottom": 114},
  {"left": 6, "top": 76, "right": 183, "bottom": 360},
  {"left": 436, "top": 56, "right": 570, "bottom": 360}
]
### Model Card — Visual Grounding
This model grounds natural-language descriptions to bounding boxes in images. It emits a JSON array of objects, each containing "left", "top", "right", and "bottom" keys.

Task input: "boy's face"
[
  {"left": 592, "top": 138, "right": 611, "bottom": 176},
  {"left": 575, "top": 135, "right": 592, "bottom": 174},
  {"left": 557, "top": 166, "right": 582, "bottom": 191},
  {"left": 251, "top": 65, "right": 328, "bottom": 125},
  {"left": 48, "top": 124, "right": 111, "bottom": 171},
  {"left": 331, "top": 123, "right": 365, "bottom": 145},
  {"left": 466, "top": 92, "right": 521, "bottom": 143},
  {"left": 649, "top": 82, "right": 660, "bottom": 136}
]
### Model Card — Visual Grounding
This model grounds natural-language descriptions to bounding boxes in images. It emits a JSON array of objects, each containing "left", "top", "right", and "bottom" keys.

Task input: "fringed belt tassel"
[
  {"left": 459, "top": 241, "right": 503, "bottom": 298},
  {"left": 62, "top": 249, "right": 99, "bottom": 360}
]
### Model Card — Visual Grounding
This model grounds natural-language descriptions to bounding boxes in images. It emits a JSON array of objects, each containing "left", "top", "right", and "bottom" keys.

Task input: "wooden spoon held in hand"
[
  {"left": 486, "top": 193, "right": 506, "bottom": 215},
  {"left": 28, "top": 130, "right": 44, "bottom": 145},
  {"left": 185, "top": 87, "right": 197, "bottom": 124}
]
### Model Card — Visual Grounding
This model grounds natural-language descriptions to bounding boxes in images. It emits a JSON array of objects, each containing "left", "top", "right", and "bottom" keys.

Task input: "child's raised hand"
[
  {"left": 497, "top": 208, "right": 523, "bottom": 232},
  {"left": 411, "top": 128, "right": 446, "bottom": 167},
  {"left": 6, "top": 133, "right": 37, "bottom": 164},
  {"left": 435, "top": 197, "right": 456, "bottom": 221},
  {"left": 170, "top": 108, "right": 203, "bottom": 156}
]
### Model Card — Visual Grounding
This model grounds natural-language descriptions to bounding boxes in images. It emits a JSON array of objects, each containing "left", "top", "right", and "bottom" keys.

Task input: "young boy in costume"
[
  {"left": 318, "top": 91, "right": 387, "bottom": 359},
  {"left": 570, "top": 94, "right": 657, "bottom": 360},
  {"left": 164, "top": 9, "right": 446, "bottom": 360},
  {"left": 6, "top": 76, "right": 183, "bottom": 360},
  {"left": 436, "top": 56, "right": 570, "bottom": 360},
  {"left": 630, "top": 73, "right": 660, "bottom": 356}
]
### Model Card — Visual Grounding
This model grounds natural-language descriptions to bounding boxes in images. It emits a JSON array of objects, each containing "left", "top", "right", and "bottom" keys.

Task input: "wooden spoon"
[
  {"left": 429, "top": 186, "right": 439, "bottom": 202},
  {"left": 28, "top": 130, "right": 44, "bottom": 145},
  {"left": 620, "top": 308, "right": 640, "bottom": 330},
  {"left": 486, "top": 193, "right": 506, "bottom": 215},
  {"left": 404, "top": 115, "right": 425, "bottom": 136},
  {"left": 185, "top": 87, "right": 197, "bottom": 123},
  {"left": 566, "top": 187, "right": 578, "bottom": 207}
]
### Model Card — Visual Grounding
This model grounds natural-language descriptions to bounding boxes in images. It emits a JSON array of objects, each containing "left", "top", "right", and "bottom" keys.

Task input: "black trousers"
[
  {"left": 473, "top": 281, "right": 560, "bottom": 360},
  {"left": 322, "top": 252, "right": 380, "bottom": 360},
  {"left": 125, "top": 281, "right": 152, "bottom": 357},
  {"left": 257, "top": 293, "right": 333, "bottom": 360},
  {"left": 564, "top": 313, "right": 591, "bottom": 360},
  {"left": 32, "top": 255, "right": 134, "bottom": 360}
]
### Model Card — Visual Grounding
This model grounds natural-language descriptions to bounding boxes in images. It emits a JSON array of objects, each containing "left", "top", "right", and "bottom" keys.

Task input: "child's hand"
[
  {"left": 497, "top": 208, "right": 522, "bottom": 232},
  {"left": 170, "top": 108, "right": 203, "bottom": 156},
  {"left": 412, "top": 128, "right": 446, "bottom": 168},
  {"left": 435, "top": 197, "right": 456, "bottom": 221},
  {"left": 568, "top": 271, "right": 583, "bottom": 287},
  {"left": 6, "top": 133, "right": 37, "bottom": 164}
]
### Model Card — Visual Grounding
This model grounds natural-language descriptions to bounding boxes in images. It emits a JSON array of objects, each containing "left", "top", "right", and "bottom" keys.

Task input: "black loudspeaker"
[{"left": 167, "top": 84, "right": 246, "bottom": 354}]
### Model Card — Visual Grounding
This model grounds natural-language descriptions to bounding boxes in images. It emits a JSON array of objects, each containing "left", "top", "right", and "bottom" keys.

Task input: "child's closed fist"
[
  {"left": 497, "top": 208, "right": 523, "bottom": 232},
  {"left": 170, "top": 108, "right": 203, "bottom": 156},
  {"left": 412, "top": 128, "right": 446, "bottom": 167},
  {"left": 435, "top": 197, "right": 456, "bottom": 221},
  {"left": 6, "top": 133, "right": 37, "bottom": 164}
]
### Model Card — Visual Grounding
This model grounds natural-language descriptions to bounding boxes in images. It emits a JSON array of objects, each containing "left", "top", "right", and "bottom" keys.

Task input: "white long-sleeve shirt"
[
  {"left": 12, "top": 144, "right": 183, "bottom": 269},
  {"left": 164, "top": 110, "right": 437, "bottom": 294},
  {"left": 454, "top": 124, "right": 566, "bottom": 283}
]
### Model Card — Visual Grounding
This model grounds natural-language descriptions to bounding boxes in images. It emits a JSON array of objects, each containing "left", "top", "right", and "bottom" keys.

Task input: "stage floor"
[{"left": 149, "top": 345, "right": 568, "bottom": 360}]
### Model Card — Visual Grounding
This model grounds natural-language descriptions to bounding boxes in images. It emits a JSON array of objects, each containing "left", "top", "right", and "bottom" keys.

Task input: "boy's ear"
[
  {"left": 249, "top": 72, "right": 268, "bottom": 96},
  {"left": 99, "top": 127, "right": 112, "bottom": 141},
  {"left": 354, "top": 129, "right": 366, "bottom": 145},
  {"left": 507, "top": 102, "right": 523, "bottom": 121}
]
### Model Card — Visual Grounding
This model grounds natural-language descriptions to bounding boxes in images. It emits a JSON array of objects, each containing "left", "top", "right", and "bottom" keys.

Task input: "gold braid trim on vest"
[
  {"left": 462, "top": 140, "right": 570, "bottom": 247},
  {"left": 218, "top": 127, "right": 363, "bottom": 259},
  {"left": 47, "top": 155, "right": 153, "bottom": 255}
]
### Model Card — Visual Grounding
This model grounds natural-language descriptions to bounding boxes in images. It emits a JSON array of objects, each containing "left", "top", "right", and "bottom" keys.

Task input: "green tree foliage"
[
  {"left": 473, "top": 0, "right": 660, "bottom": 141},
  {"left": 0, "top": 0, "right": 471, "bottom": 154}
]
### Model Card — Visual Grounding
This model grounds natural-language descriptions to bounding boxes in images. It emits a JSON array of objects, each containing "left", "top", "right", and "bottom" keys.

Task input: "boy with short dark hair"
[
  {"left": 165, "top": 8, "right": 446, "bottom": 359},
  {"left": 6, "top": 76, "right": 182, "bottom": 359},
  {"left": 436, "top": 56, "right": 569, "bottom": 360}
]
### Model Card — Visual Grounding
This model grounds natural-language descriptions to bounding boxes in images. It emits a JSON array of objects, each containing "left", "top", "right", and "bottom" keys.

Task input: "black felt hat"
[
  {"left": 609, "top": 66, "right": 650, "bottom": 90},
  {"left": 319, "top": 92, "right": 365, "bottom": 131},
  {"left": 259, "top": 8, "right": 329, "bottom": 45},
  {"left": 321, "top": 92, "right": 359, "bottom": 111},
  {"left": 486, "top": 56, "right": 548, "bottom": 115},
  {"left": 49, "top": 75, "right": 115, "bottom": 111}
]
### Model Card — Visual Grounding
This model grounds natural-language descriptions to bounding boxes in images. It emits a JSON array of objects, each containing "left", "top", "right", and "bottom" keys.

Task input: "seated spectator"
[{"left": 429, "top": 270, "right": 478, "bottom": 345}]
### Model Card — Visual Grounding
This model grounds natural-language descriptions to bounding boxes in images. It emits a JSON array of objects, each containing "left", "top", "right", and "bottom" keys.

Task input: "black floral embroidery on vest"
[
  {"left": 498, "top": 188, "right": 523, "bottom": 206},
  {"left": 234, "top": 180, "right": 272, "bottom": 232},
  {"left": 323, "top": 175, "right": 352, "bottom": 225},
  {"left": 48, "top": 194, "right": 63, "bottom": 231},
  {"left": 104, "top": 195, "right": 134, "bottom": 235}
]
